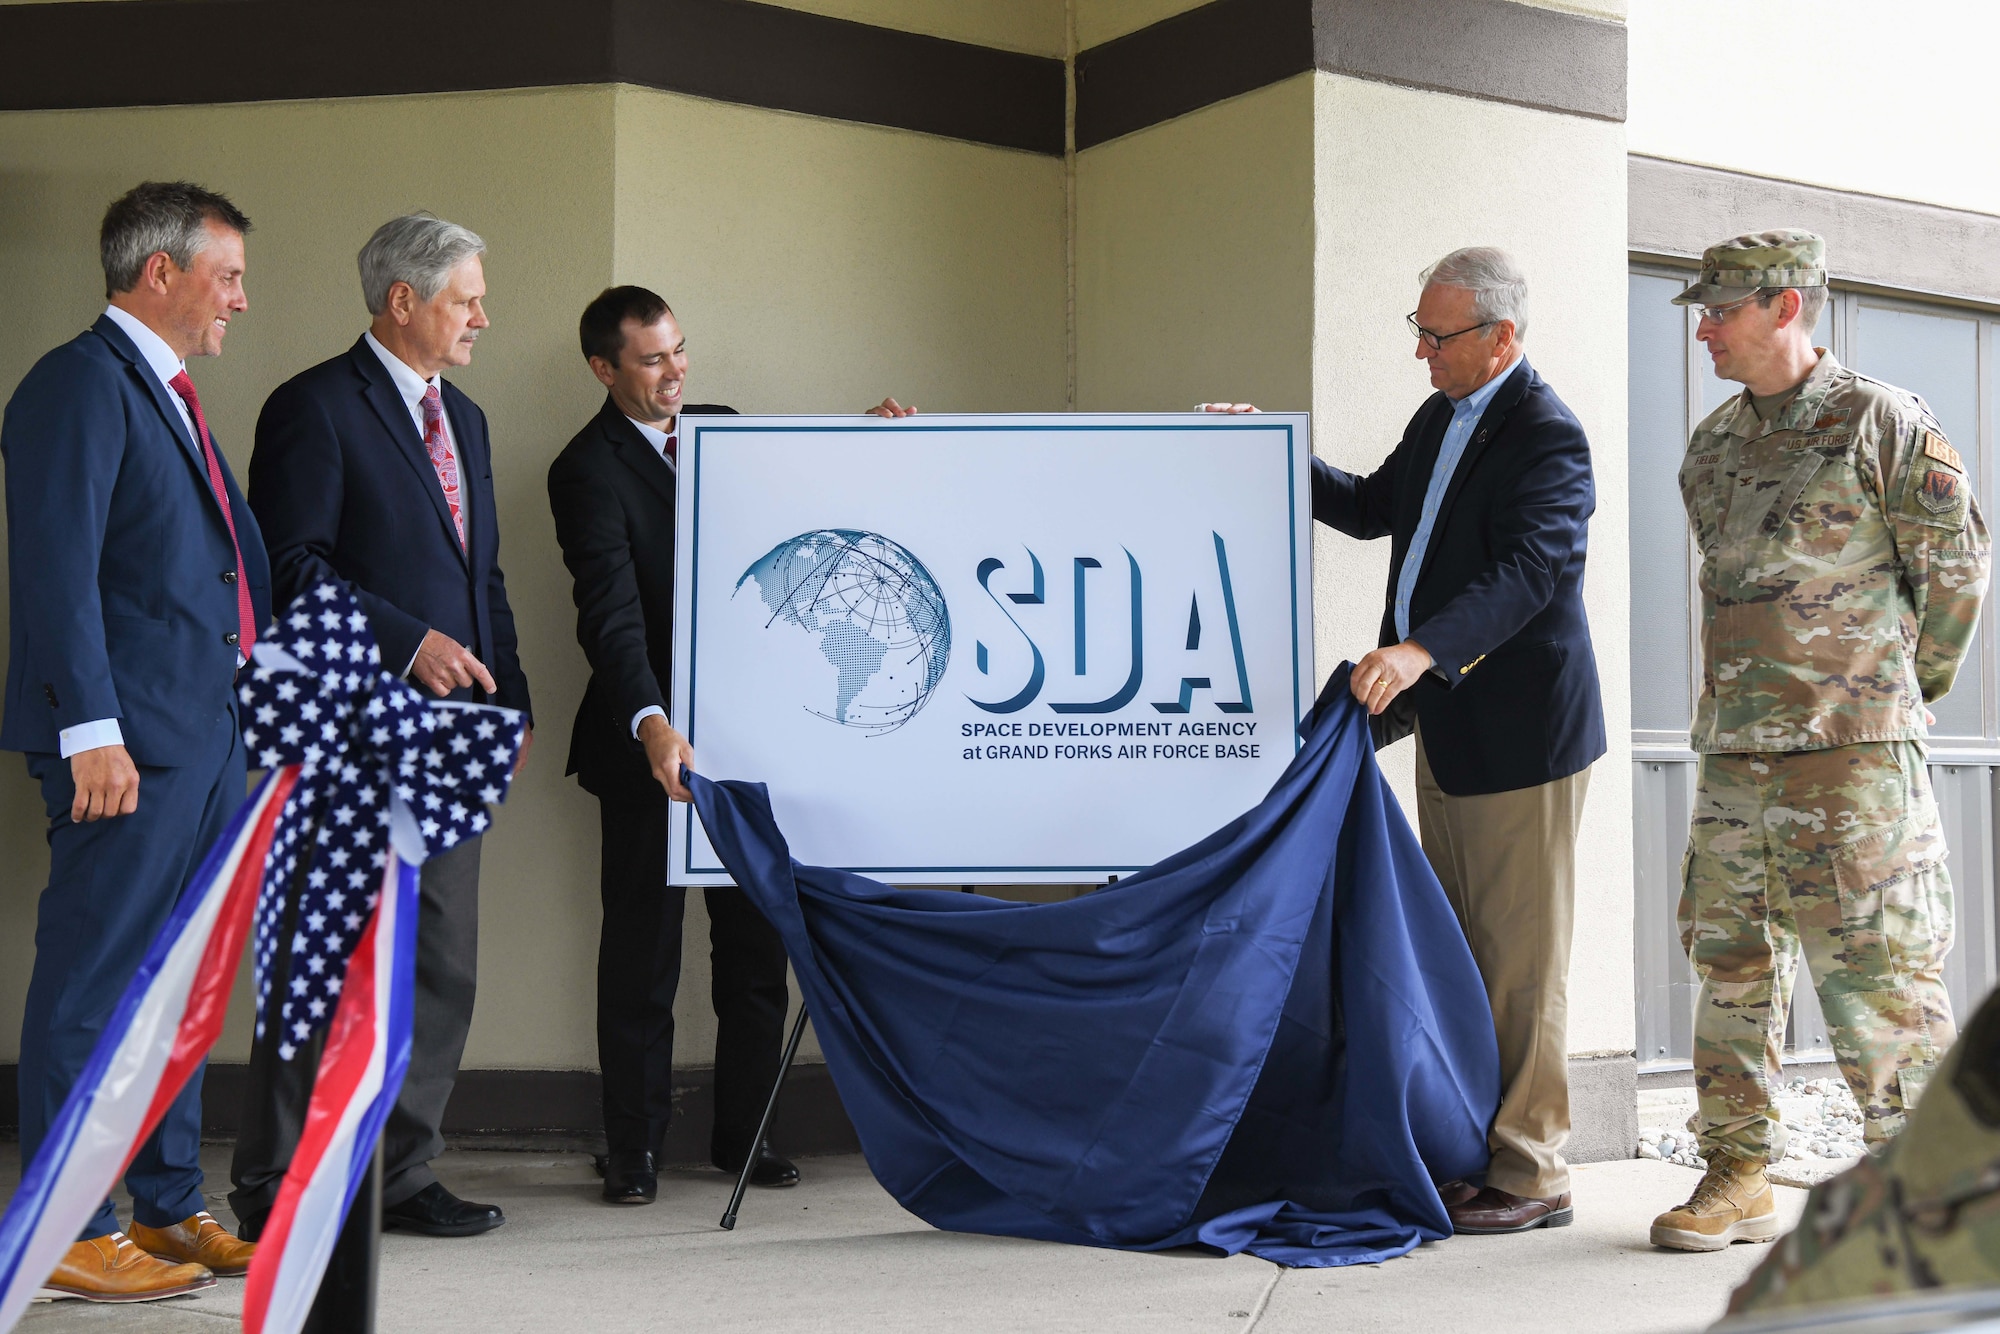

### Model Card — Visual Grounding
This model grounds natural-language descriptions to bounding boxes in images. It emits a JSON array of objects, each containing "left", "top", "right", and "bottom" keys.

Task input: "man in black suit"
[
  {"left": 1207, "top": 246, "right": 1604, "bottom": 1236},
  {"left": 548, "top": 286, "right": 911, "bottom": 1204},
  {"left": 231, "top": 213, "right": 531, "bottom": 1239}
]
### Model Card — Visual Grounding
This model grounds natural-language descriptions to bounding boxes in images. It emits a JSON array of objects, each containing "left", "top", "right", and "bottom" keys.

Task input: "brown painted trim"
[
  {"left": 1312, "top": 0, "right": 1625, "bottom": 125},
  {"left": 1630, "top": 154, "right": 2000, "bottom": 309},
  {"left": 1, "top": 1062, "right": 861, "bottom": 1168},
  {"left": 0, "top": 0, "right": 1065, "bottom": 157},
  {"left": 1074, "top": 0, "right": 1625, "bottom": 152},
  {"left": 1075, "top": 0, "right": 1313, "bottom": 151},
  {"left": 2, "top": 0, "right": 1623, "bottom": 157}
]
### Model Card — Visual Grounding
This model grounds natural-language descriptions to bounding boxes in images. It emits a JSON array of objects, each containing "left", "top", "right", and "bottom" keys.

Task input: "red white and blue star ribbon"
[{"left": 0, "top": 583, "right": 524, "bottom": 1334}]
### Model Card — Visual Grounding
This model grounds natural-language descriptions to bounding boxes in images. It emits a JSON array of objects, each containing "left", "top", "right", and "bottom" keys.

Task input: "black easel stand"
[
  {"left": 720, "top": 1007, "right": 810, "bottom": 1230},
  {"left": 303, "top": 1137, "right": 382, "bottom": 1333}
]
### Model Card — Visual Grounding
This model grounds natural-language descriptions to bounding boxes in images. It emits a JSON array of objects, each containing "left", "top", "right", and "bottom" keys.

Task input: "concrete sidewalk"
[{"left": 11, "top": 1148, "right": 1804, "bottom": 1333}]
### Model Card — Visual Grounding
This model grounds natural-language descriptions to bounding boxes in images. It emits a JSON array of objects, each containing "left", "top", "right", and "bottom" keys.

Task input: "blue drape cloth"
[{"left": 687, "top": 664, "right": 1500, "bottom": 1267}]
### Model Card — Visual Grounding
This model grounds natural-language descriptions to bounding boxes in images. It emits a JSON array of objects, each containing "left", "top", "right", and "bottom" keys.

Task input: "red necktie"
[
  {"left": 422, "top": 385, "right": 466, "bottom": 549},
  {"left": 166, "top": 371, "right": 255, "bottom": 657},
  {"left": 663, "top": 427, "right": 677, "bottom": 465}
]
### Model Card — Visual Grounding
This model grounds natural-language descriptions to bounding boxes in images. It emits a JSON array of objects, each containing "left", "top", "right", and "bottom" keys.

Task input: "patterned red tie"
[
  {"left": 166, "top": 371, "right": 255, "bottom": 657},
  {"left": 663, "top": 426, "right": 677, "bottom": 466},
  {"left": 421, "top": 385, "right": 466, "bottom": 548}
]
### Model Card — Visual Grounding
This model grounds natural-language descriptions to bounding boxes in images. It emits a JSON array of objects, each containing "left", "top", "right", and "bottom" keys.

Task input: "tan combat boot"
[
  {"left": 1649, "top": 1156, "right": 1781, "bottom": 1252},
  {"left": 36, "top": 1231, "right": 215, "bottom": 1302},
  {"left": 131, "top": 1210, "right": 257, "bottom": 1276}
]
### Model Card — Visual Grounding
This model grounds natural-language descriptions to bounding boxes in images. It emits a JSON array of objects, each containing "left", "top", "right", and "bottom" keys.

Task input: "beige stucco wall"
[
  {"left": 1628, "top": 0, "right": 2000, "bottom": 216},
  {"left": 606, "top": 85, "right": 1067, "bottom": 1065},
  {"left": 1518, "top": 0, "right": 1626, "bottom": 18},
  {"left": 1074, "top": 74, "right": 1315, "bottom": 413},
  {"left": 0, "top": 5, "right": 1637, "bottom": 1082},
  {"left": 1070, "top": 62, "right": 1634, "bottom": 1055},
  {"left": 0, "top": 86, "right": 618, "bottom": 1069},
  {"left": 611, "top": 88, "right": 1066, "bottom": 417},
  {"left": 1075, "top": 0, "right": 1206, "bottom": 50},
  {"left": 773, "top": 0, "right": 1065, "bottom": 55},
  {"left": 0, "top": 84, "right": 1066, "bottom": 1073},
  {"left": 1311, "top": 71, "right": 1635, "bottom": 1056}
]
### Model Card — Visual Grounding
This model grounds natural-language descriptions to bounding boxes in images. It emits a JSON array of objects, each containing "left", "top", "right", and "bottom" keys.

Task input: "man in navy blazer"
[
  {"left": 1208, "top": 246, "right": 1604, "bottom": 1237},
  {"left": 2, "top": 182, "right": 269, "bottom": 1300},
  {"left": 230, "top": 214, "right": 530, "bottom": 1241}
]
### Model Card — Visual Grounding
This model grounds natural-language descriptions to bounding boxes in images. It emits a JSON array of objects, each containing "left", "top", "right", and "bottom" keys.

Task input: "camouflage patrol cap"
[{"left": 1671, "top": 229, "right": 1827, "bottom": 306}]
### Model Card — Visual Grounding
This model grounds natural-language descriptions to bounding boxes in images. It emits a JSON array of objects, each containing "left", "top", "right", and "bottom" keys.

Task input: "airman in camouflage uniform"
[{"left": 1649, "top": 231, "right": 1992, "bottom": 1253}]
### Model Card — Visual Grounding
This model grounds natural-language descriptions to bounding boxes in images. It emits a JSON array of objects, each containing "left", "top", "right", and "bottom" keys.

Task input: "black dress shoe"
[
  {"left": 602, "top": 1151, "right": 658, "bottom": 1204},
  {"left": 715, "top": 1146, "right": 800, "bottom": 1188},
  {"left": 382, "top": 1182, "right": 506, "bottom": 1237}
]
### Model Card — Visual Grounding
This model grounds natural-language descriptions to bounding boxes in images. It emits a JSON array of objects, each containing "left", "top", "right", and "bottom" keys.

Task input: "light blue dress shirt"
[{"left": 1393, "top": 354, "right": 1523, "bottom": 644}]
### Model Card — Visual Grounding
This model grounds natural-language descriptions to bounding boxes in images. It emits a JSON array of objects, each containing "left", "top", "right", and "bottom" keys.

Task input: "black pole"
[
  {"left": 720, "top": 1006, "right": 809, "bottom": 1230},
  {"left": 303, "top": 1137, "right": 382, "bottom": 1333}
]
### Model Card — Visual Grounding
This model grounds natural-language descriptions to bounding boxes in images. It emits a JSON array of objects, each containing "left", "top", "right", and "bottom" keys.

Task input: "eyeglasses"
[
  {"left": 1693, "top": 290, "right": 1770, "bottom": 326},
  {"left": 1406, "top": 312, "right": 1496, "bottom": 352}
]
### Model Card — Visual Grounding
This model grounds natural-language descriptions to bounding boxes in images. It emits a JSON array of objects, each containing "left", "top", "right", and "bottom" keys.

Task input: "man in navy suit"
[
  {"left": 2, "top": 181, "right": 269, "bottom": 1301},
  {"left": 230, "top": 214, "right": 531, "bottom": 1240},
  {"left": 1207, "top": 246, "right": 1605, "bottom": 1236}
]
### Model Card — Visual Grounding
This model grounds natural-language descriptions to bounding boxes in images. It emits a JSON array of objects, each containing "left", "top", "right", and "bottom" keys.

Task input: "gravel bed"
[{"left": 1636, "top": 1077, "right": 1867, "bottom": 1189}]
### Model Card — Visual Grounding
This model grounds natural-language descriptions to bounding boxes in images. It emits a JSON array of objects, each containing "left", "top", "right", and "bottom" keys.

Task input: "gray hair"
[
  {"left": 99, "top": 181, "right": 251, "bottom": 298},
  {"left": 1420, "top": 246, "right": 1529, "bottom": 343},
  {"left": 1761, "top": 284, "right": 1828, "bottom": 331},
  {"left": 357, "top": 213, "right": 486, "bottom": 316}
]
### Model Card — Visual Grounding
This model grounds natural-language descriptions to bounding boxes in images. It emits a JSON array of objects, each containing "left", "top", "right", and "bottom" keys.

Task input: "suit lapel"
[
  {"left": 1410, "top": 360, "right": 1535, "bottom": 589},
  {"left": 601, "top": 400, "right": 677, "bottom": 506},
  {"left": 93, "top": 315, "right": 215, "bottom": 497},
  {"left": 349, "top": 339, "right": 468, "bottom": 569}
]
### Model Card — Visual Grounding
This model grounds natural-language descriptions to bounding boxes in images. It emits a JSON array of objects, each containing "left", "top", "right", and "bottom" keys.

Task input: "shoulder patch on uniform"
[
  {"left": 1923, "top": 431, "right": 1963, "bottom": 472},
  {"left": 1918, "top": 467, "right": 1962, "bottom": 513}
]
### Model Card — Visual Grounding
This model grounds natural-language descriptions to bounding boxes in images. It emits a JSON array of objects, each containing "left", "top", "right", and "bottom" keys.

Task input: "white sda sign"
[{"left": 669, "top": 413, "right": 1314, "bottom": 885}]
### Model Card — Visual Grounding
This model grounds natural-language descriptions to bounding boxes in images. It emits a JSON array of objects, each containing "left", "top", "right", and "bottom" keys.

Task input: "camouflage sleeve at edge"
[{"left": 1883, "top": 411, "right": 1993, "bottom": 702}]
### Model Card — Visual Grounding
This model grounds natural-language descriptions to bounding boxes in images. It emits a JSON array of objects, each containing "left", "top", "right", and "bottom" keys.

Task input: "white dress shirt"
[
  {"left": 364, "top": 332, "right": 466, "bottom": 680},
  {"left": 625, "top": 413, "right": 678, "bottom": 738},
  {"left": 625, "top": 414, "right": 676, "bottom": 475},
  {"left": 364, "top": 331, "right": 463, "bottom": 486},
  {"left": 61, "top": 307, "right": 199, "bottom": 758}
]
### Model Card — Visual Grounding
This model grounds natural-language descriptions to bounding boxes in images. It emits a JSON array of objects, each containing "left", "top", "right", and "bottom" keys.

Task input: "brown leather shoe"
[
  {"left": 130, "top": 1210, "right": 257, "bottom": 1276},
  {"left": 36, "top": 1232, "right": 215, "bottom": 1302},
  {"left": 1437, "top": 1178, "right": 1480, "bottom": 1208},
  {"left": 1449, "top": 1186, "right": 1575, "bottom": 1234}
]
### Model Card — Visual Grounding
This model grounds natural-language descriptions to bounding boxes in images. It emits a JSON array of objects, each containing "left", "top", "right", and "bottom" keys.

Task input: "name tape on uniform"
[{"left": 1923, "top": 431, "right": 1963, "bottom": 472}]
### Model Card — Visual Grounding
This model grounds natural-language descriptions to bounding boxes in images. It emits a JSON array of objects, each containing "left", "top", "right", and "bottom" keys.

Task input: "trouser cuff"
[{"left": 382, "top": 1162, "right": 439, "bottom": 1209}]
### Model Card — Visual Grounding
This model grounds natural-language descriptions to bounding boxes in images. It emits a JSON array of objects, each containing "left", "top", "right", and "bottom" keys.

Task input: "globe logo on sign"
[{"left": 735, "top": 530, "right": 952, "bottom": 734}]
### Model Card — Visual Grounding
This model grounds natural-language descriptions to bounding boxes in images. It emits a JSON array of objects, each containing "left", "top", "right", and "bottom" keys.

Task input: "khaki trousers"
[{"left": 1415, "top": 730, "right": 1590, "bottom": 1199}]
